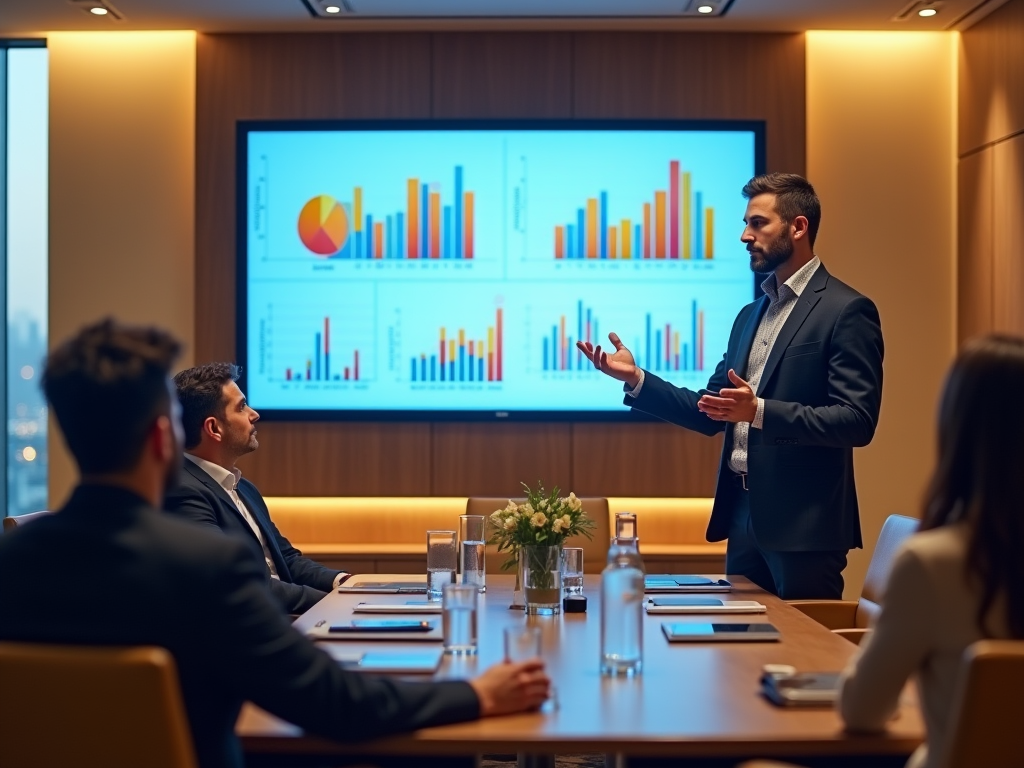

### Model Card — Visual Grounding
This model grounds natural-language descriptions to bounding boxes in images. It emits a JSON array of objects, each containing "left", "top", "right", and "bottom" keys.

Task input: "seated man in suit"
[
  {"left": 0, "top": 318, "right": 549, "bottom": 768},
  {"left": 165, "top": 362, "right": 340, "bottom": 614}
]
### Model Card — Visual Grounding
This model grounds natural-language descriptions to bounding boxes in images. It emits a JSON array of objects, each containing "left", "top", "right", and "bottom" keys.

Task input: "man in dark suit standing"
[
  {"left": 578, "top": 173, "right": 884, "bottom": 599},
  {"left": 165, "top": 363, "right": 341, "bottom": 614},
  {"left": 0, "top": 319, "right": 548, "bottom": 768}
]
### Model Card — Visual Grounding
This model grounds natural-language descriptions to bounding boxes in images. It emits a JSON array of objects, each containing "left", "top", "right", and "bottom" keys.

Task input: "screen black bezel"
[{"left": 236, "top": 118, "right": 766, "bottom": 422}]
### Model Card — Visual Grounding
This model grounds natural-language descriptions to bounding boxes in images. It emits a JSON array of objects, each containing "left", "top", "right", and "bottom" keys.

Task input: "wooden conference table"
[{"left": 238, "top": 575, "right": 923, "bottom": 762}]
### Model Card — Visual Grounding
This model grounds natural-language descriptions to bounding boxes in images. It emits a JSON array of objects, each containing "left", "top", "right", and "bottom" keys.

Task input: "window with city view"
[{"left": 3, "top": 41, "right": 48, "bottom": 519}]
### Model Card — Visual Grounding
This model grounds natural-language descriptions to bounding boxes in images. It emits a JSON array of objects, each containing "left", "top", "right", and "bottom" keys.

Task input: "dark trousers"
[{"left": 724, "top": 487, "right": 847, "bottom": 600}]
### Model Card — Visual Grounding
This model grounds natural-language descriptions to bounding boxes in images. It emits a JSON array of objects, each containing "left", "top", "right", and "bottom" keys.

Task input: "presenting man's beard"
[{"left": 748, "top": 231, "right": 793, "bottom": 274}]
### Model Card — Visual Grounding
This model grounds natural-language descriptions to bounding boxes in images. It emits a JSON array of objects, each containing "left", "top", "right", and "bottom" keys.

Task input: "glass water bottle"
[{"left": 600, "top": 536, "right": 645, "bottom": 677}]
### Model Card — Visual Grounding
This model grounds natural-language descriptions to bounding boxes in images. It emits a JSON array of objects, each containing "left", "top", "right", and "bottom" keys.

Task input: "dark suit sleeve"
[
  {"left": 622, "top": 310, "right": 741, "bottom": 436},
  {"left": 243, "top": 485, "right": 343, "bottom": 593},
  {"left": 264, "top": 514, "right": 342, "bottom": 593},
  {"left": 760, "top": 296, "right": 884, "bottom": 448},
  {"left": 164, "top": 482, "right": 328, "bottom": 615},
  {"left": 205, "top": 541, "right": 480, "bottom": 742}
]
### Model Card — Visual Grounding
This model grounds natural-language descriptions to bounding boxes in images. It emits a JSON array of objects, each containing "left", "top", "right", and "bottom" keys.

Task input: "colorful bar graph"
[
  {"left": 632, "top": 300, "right": 706, "bottom": 373},
  {"left": 411, "top": 309, "right": 503, "bottom": 383},
  {"left": 282, "top": 318, "right": 360, "bottom": 382},
  {"left": 543, "top": 301, "right": 605, "bottom": 372},
  {"left": 323, "top": 166, "right": 474, "bottom": 260},
  {"left": 551, "top": 161, "right": 716, "bottom": 262}
]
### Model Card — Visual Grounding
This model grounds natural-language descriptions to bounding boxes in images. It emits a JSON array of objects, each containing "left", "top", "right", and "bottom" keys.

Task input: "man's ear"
[
  {"left": 790, "top": 215, "right": 810, "bottom": 242},
  {"left": 202, "top": 415, "right": 222, "bottom": 443},
  {"left": 151, "top": 415, "right": 176, "bottom": 464}
]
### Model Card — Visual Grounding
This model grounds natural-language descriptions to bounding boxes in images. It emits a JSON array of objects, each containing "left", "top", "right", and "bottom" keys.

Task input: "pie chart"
[{"left": 298, "top": 195, "right": 349, "bottom": 256}]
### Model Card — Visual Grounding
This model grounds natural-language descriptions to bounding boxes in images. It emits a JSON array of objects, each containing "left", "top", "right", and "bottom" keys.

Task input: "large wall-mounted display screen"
[{"left": 238, "top": 120, "right": 764, "bottom": 420}]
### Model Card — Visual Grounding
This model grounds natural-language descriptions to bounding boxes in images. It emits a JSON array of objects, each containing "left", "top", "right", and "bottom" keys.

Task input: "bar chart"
[
  {"left": 277, "top": 316, "right": 365, "bottom": 382},
  {"left": 410, "top": 308, "right": 504, "bottom": 384},
  {"left": 298, "top": 166, "right": 476, "bottom": 260},
  {"left": 542, "top": 300, "right": 601, "bottom": 373},
  {"left": 552, "top": 160, "right": 715, "bottom": 262},
  {"left": 634, "top": 301, "right": 706, "bottom": 373}
]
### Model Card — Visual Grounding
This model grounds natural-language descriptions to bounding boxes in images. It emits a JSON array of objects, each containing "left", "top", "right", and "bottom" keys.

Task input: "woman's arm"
[{"left": 838, "top": 545, "right": 936, "bottom": 730}]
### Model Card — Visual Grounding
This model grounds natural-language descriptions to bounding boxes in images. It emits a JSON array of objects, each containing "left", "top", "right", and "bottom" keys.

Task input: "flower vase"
[
  {"left": 510, "top": 551, "right": 525, "bottom": 609},
  {"left": 521, "top": 545, "right": 562, "bottom": 615}
]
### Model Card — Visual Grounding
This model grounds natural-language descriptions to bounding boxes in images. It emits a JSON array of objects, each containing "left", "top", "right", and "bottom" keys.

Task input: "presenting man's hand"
[
  {"left": 697, "top": 369, "right": 758, "bottom": 424},
  {"left": 577, "top": 333, "right": 641, "bottom": 388}
]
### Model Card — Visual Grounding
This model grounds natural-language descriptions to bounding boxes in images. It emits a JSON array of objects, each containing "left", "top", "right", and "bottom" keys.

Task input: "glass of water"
[
  {"left": 442, "top": 583, "right": 478, "bottom": 655},
  {"left": 459, "top": 514, "right": 487, "bottom": 593},
  {"left": 504, "top": 625, "right": 541, "bottom": 662},
  {"left": 427, "top": 530, "right": 457, "bottom": 601},
  {"left": 560, "top": 547, "right": 584, "bottom": 595},
  {"left": 614, "top": 511, "right": 638, "bottom": 540}
]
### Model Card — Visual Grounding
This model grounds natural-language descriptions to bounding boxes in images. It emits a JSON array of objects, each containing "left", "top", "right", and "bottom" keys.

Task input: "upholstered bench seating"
[{"left": 265, "top": 496, "right": 725, "bottom": 575}]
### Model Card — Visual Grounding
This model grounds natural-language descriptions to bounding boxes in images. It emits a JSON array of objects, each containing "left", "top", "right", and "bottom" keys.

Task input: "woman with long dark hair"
[{"left": 838, "top": 334, "right": 1024, "bottom": 768}]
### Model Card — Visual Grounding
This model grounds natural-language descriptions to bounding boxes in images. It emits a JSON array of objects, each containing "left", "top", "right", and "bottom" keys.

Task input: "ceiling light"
[
  {"left": 324, "top": 5, "right": 341, "bottom": 12},
  {"left": 918, "top": 6, "right": 938, "bottom": 15},
  {"left": 697, "top": 4, "right": 714, "bottom": 12},
  {"left": 89, "top": 5, "right": 108, "bottom": 13}
]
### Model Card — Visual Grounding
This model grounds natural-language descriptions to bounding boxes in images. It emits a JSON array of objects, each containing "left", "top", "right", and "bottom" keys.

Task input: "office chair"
[
  {"left": 789, "top": 514, "right": 919, "bottom": 644},
  {"left": 0, "top": 642, "right": 198, "bottom": 768},
  {"left": 1, "top": 509, "right": 51, "bottom": 533}
]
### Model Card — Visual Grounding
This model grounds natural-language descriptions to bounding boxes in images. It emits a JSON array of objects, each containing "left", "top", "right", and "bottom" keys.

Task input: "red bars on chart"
[
  {"left": 411, "top": 308, "right": 502, "bottom": 383},
  {"left": 345, "top": 166, "right": 474, "bottom": 260},
  {"left": 283, "top": 317, "right": 360, "bottom": 382},
  {"left": 552, "top": 160, "right": 715, "bottom": 261}
]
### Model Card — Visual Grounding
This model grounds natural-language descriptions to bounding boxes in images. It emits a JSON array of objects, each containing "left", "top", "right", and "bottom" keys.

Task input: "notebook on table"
[
  {"left": 661, "top": 622, "right": 781, "bottom": 642},
  {"left": 644, "top": 575, "right": 732, "bottom": 593},
  {"left": 645, "top": 596, "right": 766, "bottom": 614},
  {"left": 338, "top": 574, "right": 428, "bottom": 594},
  {"left": 353, "top": 601, "right": 442, "bottom": 614},
  {"left": 761, "top": 671, "right": 841, "bottom": 707},
  {"left": 306, "top": 618, "right": 443, "bottom": 642},
  {"left": 325, "top": 647, "right": 444, "bottom": 675}
]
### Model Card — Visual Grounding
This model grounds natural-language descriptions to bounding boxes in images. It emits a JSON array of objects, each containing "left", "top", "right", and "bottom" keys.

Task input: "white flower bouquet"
[{"left": 488, "top": 481, "right": 597, "bottom": 570}]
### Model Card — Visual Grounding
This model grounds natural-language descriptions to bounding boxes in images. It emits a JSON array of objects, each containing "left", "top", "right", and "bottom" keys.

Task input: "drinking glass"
[
  {"left": 442, "top": 583, "right": 478, "bottom": 655},
  {"left": 503, "top": 625, "right": 542, "bottom": 662},
  {"left": 426, "top": 530, "right": 457, "bottom": 601},
  {"left": 560, "top": 547, "right": 584, "bottom": 595},
  {"left": 459, "top": 514, "right": 487, "bottom": 593},
  {"left": 614, "top": 512, "right": 638, "bottom": 540}
]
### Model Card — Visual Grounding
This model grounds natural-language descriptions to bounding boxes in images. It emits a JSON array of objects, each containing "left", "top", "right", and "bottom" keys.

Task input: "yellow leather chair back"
[
  {"left": 0, "top": 643, "right": 197, "bottom": 768},
  {"left": 938, "top": 640, "right": 1024, "bottom": 768}
]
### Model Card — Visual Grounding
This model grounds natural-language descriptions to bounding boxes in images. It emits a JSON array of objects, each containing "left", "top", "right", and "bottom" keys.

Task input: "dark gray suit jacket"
[
  {"left": 164, "top": 460, "right": 340, "bottom": 614},
  {"left": 0, "top": 484, "right": 479, "bottom": 768},
  {"left": 626, "top": 263, "right": 884, "bottom": 552}
]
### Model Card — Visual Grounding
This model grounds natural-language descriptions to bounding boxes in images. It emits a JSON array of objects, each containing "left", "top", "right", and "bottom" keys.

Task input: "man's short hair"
[
  {"left": 42, "top": 318, "right": 181, "bottom": 474},
  {"left": 173, "top": 363, "right": 241, "bottom": 450},
  {"left": 742, "top": 172, "right": 822, "bottom": 247}
]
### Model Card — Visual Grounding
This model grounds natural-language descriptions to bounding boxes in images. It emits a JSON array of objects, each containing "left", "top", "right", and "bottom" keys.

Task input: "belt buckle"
[{"left": 737, "top": 473, "right": 748, "bottom": 491}]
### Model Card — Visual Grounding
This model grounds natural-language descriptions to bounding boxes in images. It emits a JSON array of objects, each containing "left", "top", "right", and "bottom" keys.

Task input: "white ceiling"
[{"left": 0, "top": 0, "right": 1010, "bottom": 34}]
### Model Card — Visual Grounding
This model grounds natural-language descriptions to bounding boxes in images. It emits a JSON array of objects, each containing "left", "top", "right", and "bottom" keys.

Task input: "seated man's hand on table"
[{"left": 470, "top": 660, "right": 550, "bottom": 716}]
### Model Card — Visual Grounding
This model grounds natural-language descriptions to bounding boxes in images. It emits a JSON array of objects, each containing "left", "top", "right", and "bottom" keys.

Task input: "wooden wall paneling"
[
  {"left": 195, "top": 33, "right": 433, "bottom": 364},
  {"left": 992, "top": 134, "right": 1024, "bottom": 334},
  {"left": 431, "top": 423, "right": 573, "bottom": 497},
  {"left": 431, "top": 32, "right": 574, "bottom": 118},
  {"left": 196, "top": 34, "right": 435, "bottom": 495},
  {"left": 235, "top": 422, "right": 433, "bottom": 496},
  {"left": 958, "top": 0, "right": 1024, "bottom": 156},
  {"left": 957, "top": 148, "right": 995, "bottom": 343},
  {"left": 572, "top": 422, "right": 723, "bottom": 497},
  {"left": 571, "top": 32, "right": 806, "bottom": 176},
  {"left": 429, "top": 32, "right": 574, "bottom": 494}
]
